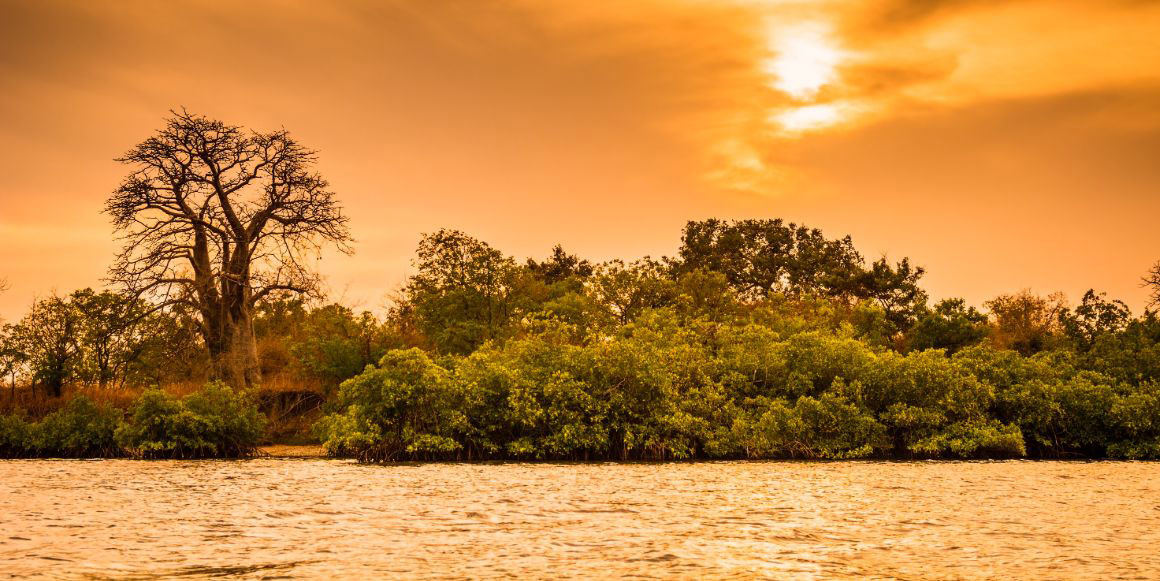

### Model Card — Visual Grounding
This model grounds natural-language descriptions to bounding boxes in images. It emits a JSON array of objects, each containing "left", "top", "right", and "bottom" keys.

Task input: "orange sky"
[{"left": 1, "top": 0, "right": 1159, "bottom": 320}]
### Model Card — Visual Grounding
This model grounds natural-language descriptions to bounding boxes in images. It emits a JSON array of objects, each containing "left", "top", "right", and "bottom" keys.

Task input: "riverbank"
[{"left": 259, "top": 444, "right": 327, "bottom": 458}]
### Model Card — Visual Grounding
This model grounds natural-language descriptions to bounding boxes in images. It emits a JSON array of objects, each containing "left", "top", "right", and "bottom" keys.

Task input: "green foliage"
[
  {"left": 0, "top": 412, "right": 31, "bottom": 457},
  {"left": 321, "top": 302, "right": 1160, "bottom": 462},
  {"left": 4, "top": 289, "right": 198, "bottom": 395},
  {"left": 908, "top": 298, "right": 989, "bottom": 354},
  {"left": 116, "top": 382, "right": 265, "bottom": 458},
  {"left": 404, "top": 229, "right": 538, "bottom": 354},
  {"left": 853, "top": 257, "right": 927, "bottom": 332},
  {"left": 315, "top": 349, "right": 467, "bottom": 461},
  {"left": 1059, "top": 290, "right": 1131, "bottom": 350},
  {"left": 0, "top": 399, "right": 123, "bottom": 458},
  {"left": 1107, "top": 382, "right": 1160, "bottom": 459},
  {"left": 27, "top": 396, "right": 121, "bottom": 457},
  {"left": 589, "top": 258, "right": 677, "bottom": 326},
  {"left": 734, "top": 393, "right": 886, "bottom": 459},
  {"left": 1072, "top": 313, "right": 1160, "bottom": 385},
  {"left": 5, "top": 217, "right": 1160, "bottom": 463},
  {"left": 12, "top": 294, "right": 83, "bottom": 397},
  {"left": 289, "top": 305, "right": 393, "bottom": 394},
  {"left": 677, "top": 218, "right": 865, "bottom": 299},
  {"left": 907, "top": 419, "right": 1025, "bottom": 458}
]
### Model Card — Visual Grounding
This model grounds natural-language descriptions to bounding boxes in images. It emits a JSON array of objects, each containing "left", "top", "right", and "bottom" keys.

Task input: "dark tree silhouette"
[
  {"left": 1146, "top": 260, "right": 1160, "bottom": 308},
  {"left": 106, "top": 111, "right": 351, "bottom": 388},
  {"left": 677, "top": 218, "right": 864, "bottom": 299}
]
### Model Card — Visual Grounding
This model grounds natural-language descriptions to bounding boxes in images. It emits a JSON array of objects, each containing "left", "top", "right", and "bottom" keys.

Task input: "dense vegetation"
[
  {"left": 0, "top": 383, "right": 263, "bottom": 459},
  {"left": 3, "top": 218, "right": 1160, "bottom": 461},
  {"left": 316, "top": 304, "right": 1159, "bottom": 462},
  {"left": 313, "top": 220, "right": 1160, "bottom": 462}
]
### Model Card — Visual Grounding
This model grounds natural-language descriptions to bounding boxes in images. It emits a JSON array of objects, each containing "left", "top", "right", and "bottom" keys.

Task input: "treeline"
[
  {"left": 2, "top": 218, "right": 1159, "bottom": 460},
  {"left": 0, "top": 291, "right": 394, "bottom": 401},
  {"left": 315, "top": 220, "right": 1160, "bottom": 461}
]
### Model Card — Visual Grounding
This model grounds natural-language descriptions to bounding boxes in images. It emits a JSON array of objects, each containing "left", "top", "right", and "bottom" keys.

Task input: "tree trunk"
[
  {"left": 210, "top": 305, "right": 261, "bottom": 390},
  {"left": 46, "top": 376, "right": 63, "bottom": 399}
]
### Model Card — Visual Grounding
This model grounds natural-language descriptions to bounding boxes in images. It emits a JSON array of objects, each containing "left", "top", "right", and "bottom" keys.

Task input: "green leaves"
[
  {"left": 317, "top": 349, "right": 466, "bottom": 461},
  {"left": 316, "top": 302, "right": 1160, "bottom": 462},
  {"left": 115, "top": 382, "right": 265, "bottom": 459},
  {"left": 0, "top": 397, "right": 122, "bottom": 458}
]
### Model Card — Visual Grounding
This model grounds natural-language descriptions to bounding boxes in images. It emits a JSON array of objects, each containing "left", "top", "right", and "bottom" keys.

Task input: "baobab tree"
[{"left": 106, "top": 111, "right": 351, "bottom": 388}]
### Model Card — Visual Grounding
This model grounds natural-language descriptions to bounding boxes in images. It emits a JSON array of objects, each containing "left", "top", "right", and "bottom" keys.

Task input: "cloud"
[{"left": 0, "top": 0, "right": 1158, "bottom": 317}]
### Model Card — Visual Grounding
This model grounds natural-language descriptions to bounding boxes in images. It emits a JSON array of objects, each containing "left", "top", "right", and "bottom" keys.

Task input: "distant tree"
[
  {"left": 526, "top": 245, "right": 593, "bottom": 285},
  {"left": 1058, "top": 290, "right": 1131, "bottom": 350},
  {"left": 907, "top": 298, "right": 989, "bottom": 354},
  {"left": 14, "top": 294, "right": 83, "bottom": 397},
  {"left": 71, "top": 289, "right": 151, "bottom": 390},
  {"left": 677, "top": 218, "right": 863, "bottom": 299},
  {"left": 589, "top": 258, "right": 677, "bottom": 326},
  {"left": 854, "top": 257, "right": 927, "bottom": 331},
  {"left": 404, "top": 229, "right": 532, "bottom": 354},
  {"left": 673, "top": 269, "right": 739, "bottom": 323},
  {"left": 105, "top": 111, "right": 351, "bottom": 388},
  {"left": 130, "top": 307, "right": 208, "bottom": 386},
  {"left": 985, "top": 290, "right": 1066, "bottom": 355},
  {"left": 1145, "top": 260, "right": 1160, "bottom": 308},
  {"left": 0, "top": 324, "right": 25, "bottom": 399},
  {"left": 290, "top": 304, "right": 393, "bottom": 393}
]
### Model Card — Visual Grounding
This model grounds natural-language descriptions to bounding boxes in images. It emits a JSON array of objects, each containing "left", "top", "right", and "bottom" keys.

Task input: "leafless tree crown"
[{"left": 105, "top": 110, "right": 352, "bottom": 313}]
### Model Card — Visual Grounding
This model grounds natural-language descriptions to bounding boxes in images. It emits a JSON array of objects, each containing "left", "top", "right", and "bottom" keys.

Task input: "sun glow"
[
  {"left": 772, "top": 103, "right": 843, "bottom": 133},
  {"left": 760, "top": 20, "right": 854, "bottom": 135},
  {"left": 763, "top": 21, "right": 845, "bottom": 101}
]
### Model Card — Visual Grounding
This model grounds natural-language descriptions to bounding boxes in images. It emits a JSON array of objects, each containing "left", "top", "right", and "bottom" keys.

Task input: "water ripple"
[{"left": 0, "top": 460, "right": 1157, "bottom": 579}]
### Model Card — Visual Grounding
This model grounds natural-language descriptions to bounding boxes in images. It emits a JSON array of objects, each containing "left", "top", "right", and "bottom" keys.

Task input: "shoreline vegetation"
[
  {"left": 2, "top": 219, "right": 1159, "bottom": 462},
  {"left": 1, "top": 114, "right": 1158, "bottom": 462}
]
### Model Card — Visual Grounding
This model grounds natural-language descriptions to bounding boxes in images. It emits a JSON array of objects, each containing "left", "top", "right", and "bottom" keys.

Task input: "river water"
[{"left": 1, "top": 460, "right": 1157, "bottom": 579}]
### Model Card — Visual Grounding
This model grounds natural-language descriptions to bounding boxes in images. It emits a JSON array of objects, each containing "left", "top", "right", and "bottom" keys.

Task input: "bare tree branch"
[
  {"left": 1145, "top": 260, "right": 1160, "bottom": 309},
  {"left": 105, "top": 111, "right": 353, "bottom": 387}
]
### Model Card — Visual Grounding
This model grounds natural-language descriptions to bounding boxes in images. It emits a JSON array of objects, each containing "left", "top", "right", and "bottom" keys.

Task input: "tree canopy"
[{"left": 105, "top": 111, "right": 351, "bottom": 387}]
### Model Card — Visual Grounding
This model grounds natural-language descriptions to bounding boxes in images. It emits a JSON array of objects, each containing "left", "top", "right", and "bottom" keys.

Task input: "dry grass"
[{"left": 0, "top": 384, "right": 140, "bottom": 417}]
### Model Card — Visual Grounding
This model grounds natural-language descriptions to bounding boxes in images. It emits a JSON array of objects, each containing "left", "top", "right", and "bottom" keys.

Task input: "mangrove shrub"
[{"left": 116, "top": 382, "right": 265, "bottom": 458}]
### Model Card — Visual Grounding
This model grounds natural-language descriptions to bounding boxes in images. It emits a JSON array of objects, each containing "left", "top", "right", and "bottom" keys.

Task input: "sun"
[
  {"left": 761, "top": 19, "right": 854, "bottom": 135},
  {"left": 763, "top": 21, "right": 845, "bottom": 101}
]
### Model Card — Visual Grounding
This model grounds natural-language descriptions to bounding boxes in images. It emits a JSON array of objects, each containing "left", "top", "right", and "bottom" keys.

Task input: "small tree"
[
  {"left": 106, "top": 111, "right": 352, "bottom": 388},
  {"left": 854, "top": 257, "right": 928, "bottom": 332},
  {"left": 15, "top": 295, "right": 82, "bottom": 397},
  {"left": 526, "top": 245, "right": 594, "bottom": 284},
  {"left": 985, "top": 290, "right": 1067, "bottom": 355},
  {"left": 71, "top": 289, "right": 151, "bottom": 389},
  {"left": 404, "top": 230, "right": 533, "bottom": 354},
  {"left": 1058, "top": 290, "right": 1131, "bottom": 350},
  {"left": 907, "top": 298, "right": 989, "bottom": 354},
  {"left": 0, "top": 324, "right": 26, "bottom": 401},
  {"left": 589, "top": 258, "right": 676, "bottom": 326}
]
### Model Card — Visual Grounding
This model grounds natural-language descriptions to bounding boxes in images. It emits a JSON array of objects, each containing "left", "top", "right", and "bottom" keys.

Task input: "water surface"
[{"left": 1, "top": 460, "right": 1157, "bottom": 579}]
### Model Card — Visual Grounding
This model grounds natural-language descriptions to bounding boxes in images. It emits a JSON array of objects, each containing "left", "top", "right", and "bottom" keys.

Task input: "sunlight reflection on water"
[{"left": 1, "top": 460, "right": 1157, "bottom": 579}]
